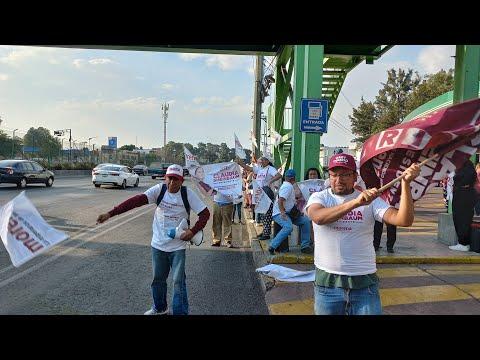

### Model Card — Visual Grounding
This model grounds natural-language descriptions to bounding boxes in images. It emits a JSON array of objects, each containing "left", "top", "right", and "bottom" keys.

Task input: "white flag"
[
  {"left": 0, "top": 191, "right": 69, "bottom": 267},
  {"left": 252, "top": 180, "right": 272, "bottom": 214},
  {"left": 183, "top": 145, "right": 200, "bottom": 168},
  {"left": 250, "top": 130, "right": 258, "bottom": 149},
  {"left": 271, "top": 129, "right": 282, "bottom": 146},
  {"left": 234, "top": 133, "right": 246, "bottom": 159}
]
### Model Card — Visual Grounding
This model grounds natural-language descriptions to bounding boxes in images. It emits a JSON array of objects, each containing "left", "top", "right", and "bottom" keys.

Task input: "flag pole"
[{"left": 377, "top": 153, "right": 439, "bottom": 193}]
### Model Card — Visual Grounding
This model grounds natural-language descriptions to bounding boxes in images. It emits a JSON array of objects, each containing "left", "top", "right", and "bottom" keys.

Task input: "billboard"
[{"left": 108, "top": 137, "right": 117, "bottom": 149}]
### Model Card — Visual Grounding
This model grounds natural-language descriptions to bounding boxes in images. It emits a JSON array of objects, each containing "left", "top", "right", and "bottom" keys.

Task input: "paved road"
[{"left": 0, "top": 176, "right": 269, "bottom": 315}]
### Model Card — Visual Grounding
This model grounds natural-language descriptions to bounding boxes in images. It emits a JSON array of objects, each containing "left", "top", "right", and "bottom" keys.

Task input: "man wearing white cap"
[{"left": 96, "top": 164, "right": 210, "bottom": 315}]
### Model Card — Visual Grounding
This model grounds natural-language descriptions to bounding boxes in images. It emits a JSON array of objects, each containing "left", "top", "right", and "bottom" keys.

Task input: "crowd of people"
[{"left": 94, "top": 150, "right": 479, "bottom": 316}]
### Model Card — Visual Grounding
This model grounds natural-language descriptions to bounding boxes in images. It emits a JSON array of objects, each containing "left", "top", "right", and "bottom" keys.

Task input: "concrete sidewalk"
[{"left": 248, "top": 187, "right": 480, "bottom": 267}]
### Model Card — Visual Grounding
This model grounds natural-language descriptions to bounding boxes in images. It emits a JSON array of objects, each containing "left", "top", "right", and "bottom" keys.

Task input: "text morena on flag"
[{"left": 359, "top": 98, "right": 480, "bottom": 207}]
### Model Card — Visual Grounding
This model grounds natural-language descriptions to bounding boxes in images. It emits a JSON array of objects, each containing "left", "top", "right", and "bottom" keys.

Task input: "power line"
[{"left": 340, "top": 90, "right": 356, "bottom": 109}]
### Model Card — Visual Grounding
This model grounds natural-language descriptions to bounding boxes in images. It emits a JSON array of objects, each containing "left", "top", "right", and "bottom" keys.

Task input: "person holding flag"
[
  {"left": 305, "top": 153, "right": 420, "bottom": 315},
  {"left": 96, "top": 164, "right": 210, "bottom": 315},
  {"left": 236, "top": 155, "right": 282, "bottom": 240}
]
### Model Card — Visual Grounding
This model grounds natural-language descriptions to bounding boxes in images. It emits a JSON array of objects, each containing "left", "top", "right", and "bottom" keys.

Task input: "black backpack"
[{"left": 156, "top": 184, "right": 191, "bottom": 225}]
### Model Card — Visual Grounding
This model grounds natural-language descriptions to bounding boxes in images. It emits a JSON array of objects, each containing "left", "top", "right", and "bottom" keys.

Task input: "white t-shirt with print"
[
  {"left": 272, "top": 181, "right": 296, "bottom": 217},
  {"left": 305, "top": 188, "right": 392, "bottom": 276},
  {"left": 253, "top": 165, "right": 278, "bottom": 189},
  {"left": 144, "top": 184, "right": 207, "bottom": 252}
]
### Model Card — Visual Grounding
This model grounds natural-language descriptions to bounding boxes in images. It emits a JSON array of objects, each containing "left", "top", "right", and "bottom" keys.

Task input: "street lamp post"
[
  {"left": 88, "top": 137, "right": 97, "bottom": 163},
  {"left": 12, "top": 129, "right": 18, "bottom": 158}
]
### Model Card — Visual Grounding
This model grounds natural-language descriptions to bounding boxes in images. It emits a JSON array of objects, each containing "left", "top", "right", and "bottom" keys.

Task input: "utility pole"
[
  {"left": 252, "top": 55, "right": 264, "bottom": 157},
  {"left": 161, "top": 102, "right": 169, "bottom": 162},
  {"left": 12, "top": 129, "right": 18, "bottom": 158}
]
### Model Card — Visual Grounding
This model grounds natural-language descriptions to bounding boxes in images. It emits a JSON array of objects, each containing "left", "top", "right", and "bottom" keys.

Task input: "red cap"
[{"left": 328, "top": 154, "right": 356, "bottom": 172}]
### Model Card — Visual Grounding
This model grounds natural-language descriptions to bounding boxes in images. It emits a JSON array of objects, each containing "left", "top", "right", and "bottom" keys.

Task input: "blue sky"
[{"left": 0, "top": 45, "right": 456, "bottom": 151}]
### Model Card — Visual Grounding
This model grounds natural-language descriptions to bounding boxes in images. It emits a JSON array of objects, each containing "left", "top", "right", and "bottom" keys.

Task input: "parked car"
[
  {"left": 132, "top": 164, "right": 149, "bottom": 176},
  {"left": 0, "top": 159, "right": 55, "bottom": 188},
  {"left": 92, "top": 164, "right": 139, "bottom": 189},
  {"left": 149, "top": 162, "right": 172, "bottom": 179}
]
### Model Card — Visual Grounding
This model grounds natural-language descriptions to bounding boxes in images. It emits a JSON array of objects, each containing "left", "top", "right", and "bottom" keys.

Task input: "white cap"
[{"left": 166, "top": 164, "right": 184, "bottom": 180}]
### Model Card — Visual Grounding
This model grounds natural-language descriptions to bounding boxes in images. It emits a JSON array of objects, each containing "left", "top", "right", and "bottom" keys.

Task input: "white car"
[{"left": 92, "top": 165, "right": 139, "bottom": 189}]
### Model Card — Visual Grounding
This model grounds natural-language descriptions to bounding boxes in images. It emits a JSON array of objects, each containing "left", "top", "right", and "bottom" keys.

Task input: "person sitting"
[{"left": 268, "top": 169, "right": 312, "bottom": 255}]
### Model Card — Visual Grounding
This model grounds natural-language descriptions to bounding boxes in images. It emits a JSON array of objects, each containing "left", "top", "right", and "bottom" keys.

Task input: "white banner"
[
  {"left": 252, "top": 180, "right": 272, "bottom": 213},
  {"left": 191, "top": 162, "right": 243, "bottom": 200},
  {"left": 256, "top": 264, "right": 315, "bottom": 282},
  {"left": 0, "top": 191, "right": 69, "bottom": 267},
  {"left": 234, "top": 133, "right": 247, "bottom": 160},
  {"left": 296, "top": 179, "right": 326, "bottom": 212}
]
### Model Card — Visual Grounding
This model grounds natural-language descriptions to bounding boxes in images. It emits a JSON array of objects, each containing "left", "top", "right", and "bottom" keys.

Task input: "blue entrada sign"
[{"left": 300, "top": 98, "right": 329, "bottom": 133}]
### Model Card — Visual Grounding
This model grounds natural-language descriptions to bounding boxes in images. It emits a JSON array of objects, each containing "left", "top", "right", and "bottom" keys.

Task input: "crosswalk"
[{"left": 265, "top": 264, "right": 480, "bottom": 315}]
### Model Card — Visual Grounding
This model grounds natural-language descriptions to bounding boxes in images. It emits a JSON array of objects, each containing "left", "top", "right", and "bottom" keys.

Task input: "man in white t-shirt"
[
  {"left": 269, "top": 169, "right": 312, "bottom": 254},
  {"left": 305, "top": 153, "right": 420, "bottom": 315},
  {"left": 96, "top": 164, "right": 210, "bottom": 315}
]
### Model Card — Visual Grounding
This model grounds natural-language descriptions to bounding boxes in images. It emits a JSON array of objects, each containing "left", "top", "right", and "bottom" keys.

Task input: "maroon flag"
[{"left": 359, "top": 98, "right": 480, "bottom": 207}]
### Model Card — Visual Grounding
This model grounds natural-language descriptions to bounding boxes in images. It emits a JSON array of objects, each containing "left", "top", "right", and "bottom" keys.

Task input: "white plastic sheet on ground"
[
  {"left": 0, "top": 191, "right": 69, "bottom": 267},
  {"left": 256, "top": 264, "right": 315, "bottom": 282}
]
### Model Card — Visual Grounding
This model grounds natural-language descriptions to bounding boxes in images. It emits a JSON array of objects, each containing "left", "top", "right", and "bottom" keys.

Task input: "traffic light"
[{"left": 54, "top": 130, "right": 63, "bottom": 136}]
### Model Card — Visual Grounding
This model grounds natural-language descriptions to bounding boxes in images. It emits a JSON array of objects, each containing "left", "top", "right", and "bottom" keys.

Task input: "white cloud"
[
  {"left": 56, "top": 97, "right": 163, "bottom": 112},
  {"left": 88, "top": 58, "right": 114, "bottom": 65},
  {"left": 0, "top": 73, "right": 8, "bottom": 81},
  {"left": 160, "top": 83, "right": 174, "bottom": 90},
  {"left": 179, "top": 53, "right": 205, "bottom": 61},
  {"left": 179, "top": 52, "right": 253, "bottom": 73},
  {"left": 73, "top": 58, "right": 115, "bottom": 69},
  {"left": 417, "top": 45, "right": 455, "bottom": 74},
  {"left": 0, "top": 46, "right": 61, "bottom": 67},
  {"left": 193, "top": 97, "right": 206, "bottom": 105}
]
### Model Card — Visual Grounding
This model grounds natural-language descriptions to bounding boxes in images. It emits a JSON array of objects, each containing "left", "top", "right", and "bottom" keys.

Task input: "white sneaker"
[
  {"left": 144, "top": 308, "right": 169, "bottom": 315},
  {"left": 449, "top": 244, "right": 470, "bottom": 252}
]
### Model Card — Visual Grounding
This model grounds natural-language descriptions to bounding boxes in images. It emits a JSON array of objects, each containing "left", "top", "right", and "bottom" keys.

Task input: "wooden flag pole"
[{"left": 377, "top": 153, "right": 439, "bottom": 193}]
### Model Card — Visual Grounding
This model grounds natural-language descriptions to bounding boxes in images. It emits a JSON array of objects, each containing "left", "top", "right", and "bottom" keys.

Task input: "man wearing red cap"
[
  {"left": 96, "top": 164, "right": 210, "bottom": 315},
  {"left": 305, "top": 153, "right": 420, "bottom": 315}
]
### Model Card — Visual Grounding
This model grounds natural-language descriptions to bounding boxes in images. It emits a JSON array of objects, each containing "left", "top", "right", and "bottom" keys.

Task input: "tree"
[
  {"left": 372, "top": 68, "right": 421, "bottom": 134},
  {"left": 119, "top": 144, "right": 136, "bottom": 151},
  {"left": 0, "top": 130, "right": 23, "bottom": 159},
  {"left": 349, "top": 97, "right": 377, "bottom": 144},
  {"left": 23, "top": 127, "right": 61, "bottom": 160},
  {"left": 218, "top": 142, "right": 231, "bottom": 162},
  {"left": 405, "top": 69, "right": 454, "bottom": 114}
]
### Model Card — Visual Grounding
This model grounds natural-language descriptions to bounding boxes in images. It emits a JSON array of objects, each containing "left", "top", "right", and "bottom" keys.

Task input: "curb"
[{"left": 246, "top": 219, "right": 480, "bottom": 265}]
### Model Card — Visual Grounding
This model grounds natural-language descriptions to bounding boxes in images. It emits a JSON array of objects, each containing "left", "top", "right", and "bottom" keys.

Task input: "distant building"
[{"left": 319, "top": 145, "right": 358, "bottom": 168}]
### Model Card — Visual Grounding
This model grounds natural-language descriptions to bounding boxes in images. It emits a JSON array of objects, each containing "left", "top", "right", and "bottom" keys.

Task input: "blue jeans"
[
  {"left": 314, "top": 283, "right": 382, "bottom": 315},
  {"left": 151, "top": 247, "right": 188, "bottom": 315},
  {"left": 270, "top": 214, "right": 311, "bottom": 250}
]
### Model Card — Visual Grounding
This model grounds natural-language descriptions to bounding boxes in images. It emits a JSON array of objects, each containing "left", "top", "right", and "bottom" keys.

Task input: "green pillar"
[
  {"left": 450, "top": 45, "right": 480, "bottom": 214},
  {"left": 291, "top": 45, "right": 324, "bottom": 180}
]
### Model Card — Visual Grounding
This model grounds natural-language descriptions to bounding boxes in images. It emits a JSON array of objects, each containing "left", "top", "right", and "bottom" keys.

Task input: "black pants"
[
  {"left": 373, "top": 221, "right": 397, "bottom": 249},
  {"left": 453, "top": 188, "right": 475, "bottom": 246}
]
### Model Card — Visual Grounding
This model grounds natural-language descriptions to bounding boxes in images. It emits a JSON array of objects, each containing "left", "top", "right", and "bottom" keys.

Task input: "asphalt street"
[{"left": 0, "top": 176, "right": 269, "bottom": 315}]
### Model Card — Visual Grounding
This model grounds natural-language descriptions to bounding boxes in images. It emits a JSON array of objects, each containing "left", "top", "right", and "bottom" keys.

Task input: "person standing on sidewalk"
[
  {"left": 96, "top": 164, "right": 210, "bottom": 315},
  {"left": 212, "top": 191, "right": 235, "bottom": 248},
  {"left": 269, "top": 169, "right": 312, "bottom": 254},
  {"left": 305, "top": 154, "right": 420, "bottom": 315},
  {"left": 237, "top": 155, "right": 282, "bottom": 240},
  {"left": 449, "top": 160, "right": 477, "bottom": 252}
]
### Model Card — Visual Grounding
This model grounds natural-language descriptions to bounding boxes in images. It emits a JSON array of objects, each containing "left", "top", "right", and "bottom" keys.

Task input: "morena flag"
[{"left": 359, "top": 98, "right": 480, "bottom": 207}]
